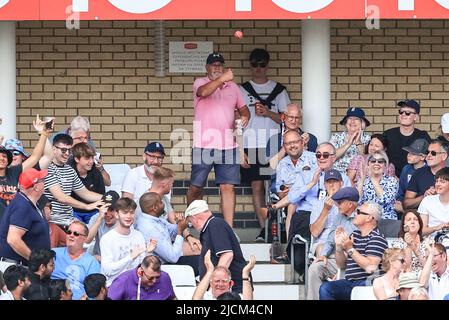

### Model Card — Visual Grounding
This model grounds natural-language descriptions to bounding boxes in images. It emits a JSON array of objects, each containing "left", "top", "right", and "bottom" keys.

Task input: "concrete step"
[
  {"left": 253, "top": 283, "right": 304, "bottom": 300},
  {"left": 252, "top": 263, "right": 295, "bottom": 283},
  {"left": 241, "top": 243, "right": 272, "bottom": 262}
]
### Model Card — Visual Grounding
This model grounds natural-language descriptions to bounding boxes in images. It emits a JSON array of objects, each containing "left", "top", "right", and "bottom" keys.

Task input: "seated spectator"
[
  {"left": 100, "top": 197, "right": 157, "bottom": 286},
  {"left": 148, "top": 166, "right": 177, "bottom": 222},
  {"left": 418, "top": 167, "right": 449, "bottom": 238},
  {"left": 357, "top": 150, "right": 399, "bottom": 220},
  {"left": 51, "top": 220, "right": 100, "bottom": 300},
  {"left": 37, "top": 196, "right": 66, "bottom": 248},
  {"left": 404, "top": 139, "right": 448, "bottom": 210},
  {"left": 397, "top": 272, "right": 422, "bottom": 300},
  {"left": 193, "top": 250, "right": 255, "bottom": 300},
  {"left": 408, "top": 286, "right": 429, "bottom": 300},
  {"left": 419, "top": 242, "right": 449, "bottom": 300},
  {"left": 396, "top": 139, "right": 428, "bottom": 214},
  {"left": 373, "top": 248, "right": 406, "bottom": 300},
  {"left": 0, "top": 265, "right": 31, "bottom": 300},
  {"left": 86, "top": 190, "right": 119, "bottom": 261},
  {"left": 84, "top": 273, "right": 110, "bottom": 300},
  {"left": 44, "top": 133, "right": 104, "bottom": 227},
  {"left": 390, "top": 209, "right": 427, "bottom": 272},
  {"left": 49, "top": 279, "right": 73, "bottom": 300},
  {"left": 136, "top": 192, "right": 200, "bottom": 274},
  {"left": 24, "top": 248, "right": 56, "bottom": 300},
  {"left": 108, "top": 255, "right": 176, "bottom": 300},
  {"left": 70, "top": 143, "right": 106, "bottom": 224},
  {"left": 330, "top": 107, "right": 371, "bottom": 174},
  {"left": 319, "top": 201, "right": 388, "bottom": 300},
  {"left": 347, "top": 133, "right": 396, "bottom": 186}
]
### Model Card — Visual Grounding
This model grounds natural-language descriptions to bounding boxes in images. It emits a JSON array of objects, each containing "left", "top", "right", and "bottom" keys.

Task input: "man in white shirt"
[
  {"left": 0, "top": 265, "right": 31, "bottom": 300},
  {"left": 420, "top": 242, "right": 449, "bottom": 300}
]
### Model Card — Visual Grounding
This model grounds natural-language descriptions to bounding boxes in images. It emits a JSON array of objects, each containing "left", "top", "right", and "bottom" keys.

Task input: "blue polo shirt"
[
  {"left": 0, "top": 191, "right": 50, "bottom": 264},
  {"left": 406, "top": 166, "right": 435, "bottom": 196}
]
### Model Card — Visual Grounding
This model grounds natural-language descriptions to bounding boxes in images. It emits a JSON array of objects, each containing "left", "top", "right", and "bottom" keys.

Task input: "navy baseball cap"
[
  {"left": 324, "top": 169, "right": 343, "bottom": 182},
  {"left": 206, "top": 52, "right": 224, "bottom": 65},
  {"left": 144, "top": 142, "right": 165, "bottom": 155},
  {"left": 402, "top": 139, "right": 429, "bottom": 156},
  {"left": 397, "top": 99, "right": 420, "bottom": 114},
  {"left": 331, "top": 187, "right": 359, "bottom": 202},
  {"left": 339, "top": 107, "right": 370, "bottom": 127}
]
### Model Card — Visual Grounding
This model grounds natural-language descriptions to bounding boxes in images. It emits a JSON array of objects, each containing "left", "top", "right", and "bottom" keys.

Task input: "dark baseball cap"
[
  {"left": 144, "top": 142, "right": 165, "bottom": 155},
  {"left": 397, "top": 99, "right": 420, "bottom": 114},
  {"left": 331, "top": 187, "right": 359, "bottom": 202},
  {"left": 102, "top": 190, "right": 120, "bottom": 209},
  {"left": 324, "top": 169, "right": 343, "bottom": 182},
  {"left": 206, "top": 52, "right": 224, "bottom": 65},
  {"left": 402, "top": 139, "right": 429, "bottom": 156}
]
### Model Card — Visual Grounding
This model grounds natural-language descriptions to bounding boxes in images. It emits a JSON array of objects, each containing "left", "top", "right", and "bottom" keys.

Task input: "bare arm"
[
  {"left": 6, "top": 226, "right": 31, "bottom": 260},
  {"left": 403, "top": 190, "right": 422, "bottom": 210},
  {"left": 197, "top": 69, "right": 233, "bottom": 97},
  {"left": 242, "top": 255, "right": 256, "bottom": 300},
  {"left": 49, "top": 185, "right": 101, "bottom": 211},
  {"left": 22, "top": 132, "right": 50, "bottom": 171},
  {"left": 74, "top": 187, "right": 103, "bottom": 203},
  {"left": 269, "top": 147, "right": 286, "bottom": 170},
  {"left": 38, "top": 137, "right": 54, "bottom": 170},
  {"left": 217, "top": 251, "right": 234, "bottom": 269},
  {"left": 192, "top": 250, "right": 214, "bottom": 300},
  {"left": 122, "top": 191, "right": 134, "bottom": 200},
  {"left": 373, "top": 277, "right": 388, "bottom": 300}
]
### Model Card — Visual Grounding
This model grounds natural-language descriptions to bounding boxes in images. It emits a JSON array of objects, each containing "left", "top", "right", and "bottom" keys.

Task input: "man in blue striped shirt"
[{"left": 319, "top": 201, "right": 388, "bottom": 300}]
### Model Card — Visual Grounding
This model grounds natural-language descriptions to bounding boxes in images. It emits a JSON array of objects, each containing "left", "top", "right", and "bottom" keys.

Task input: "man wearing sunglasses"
[
  {"left": 383, "top": 99, "right": 431, "bottom": 177},
  {"left": 404, "top": 139, "right": 449, "bottom": 210}
]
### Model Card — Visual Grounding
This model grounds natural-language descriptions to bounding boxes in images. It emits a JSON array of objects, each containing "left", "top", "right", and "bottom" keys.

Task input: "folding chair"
[
  {"left": 350, "top": 286, "right": 376, "bottom": 300},
  {"left": 160, "top": 264, "right": 196, "bottom": 287}
]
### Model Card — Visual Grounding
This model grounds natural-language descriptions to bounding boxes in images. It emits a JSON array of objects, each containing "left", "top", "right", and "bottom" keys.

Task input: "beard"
[
  {"left": 209, "top": 71, "right": 223, "bottom": 80},
  {"left": 144, "top": 161, "right": 155, "bottom": 174}
]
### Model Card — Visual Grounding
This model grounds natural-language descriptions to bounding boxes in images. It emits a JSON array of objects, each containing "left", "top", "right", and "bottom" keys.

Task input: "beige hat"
[
  {"left": 397, "top": 272, "right": 421, "bottom": 290},
  {"left": 184, "top": 200, "right": 209, "bottom": 218}
]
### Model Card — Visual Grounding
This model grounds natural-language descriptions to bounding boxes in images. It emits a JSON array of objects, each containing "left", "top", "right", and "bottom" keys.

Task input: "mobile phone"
[
  {"left": 94, "top": 152, "right": 101, "bottom": 164},
  {"left": 45, "top": 119, "right": 54, "bottom": 130}
]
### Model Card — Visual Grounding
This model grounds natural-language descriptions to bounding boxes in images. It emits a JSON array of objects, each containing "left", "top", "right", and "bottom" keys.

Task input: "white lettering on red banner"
[
  {"left": 0, "top": 0, "right": 9, "bottom": 9},
  {"left": 272, "top": 0, "right": 334, "bottom": 13},
  {"left": 107, "top": 0, "right": 172, "bottom": 14}
]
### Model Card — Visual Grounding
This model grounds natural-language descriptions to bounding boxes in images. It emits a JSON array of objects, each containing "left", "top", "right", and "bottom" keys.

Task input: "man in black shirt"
[
  {"left": 383, "top": 99, "right": 431, "bottom": 177},
  {"left": 24, "top": 248, "right": 56, "bottom": 300}
]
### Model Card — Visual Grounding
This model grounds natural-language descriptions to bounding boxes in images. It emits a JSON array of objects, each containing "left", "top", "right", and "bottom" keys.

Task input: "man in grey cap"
[
  {"left": 306, "top": 186, "right": 359, "bottom": 300},
  {"left": 396, "top": 138, "right": 428, "bottom": 213}
]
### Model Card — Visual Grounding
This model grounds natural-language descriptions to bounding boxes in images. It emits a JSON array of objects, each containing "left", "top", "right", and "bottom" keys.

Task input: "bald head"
[{"left": 139, "top": 192, "right": 162, "bottom": 215}]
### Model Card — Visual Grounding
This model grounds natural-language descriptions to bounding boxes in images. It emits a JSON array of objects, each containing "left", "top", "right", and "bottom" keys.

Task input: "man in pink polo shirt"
[{"left": 186, "top": 52, "right": 250, "bottom": 228}]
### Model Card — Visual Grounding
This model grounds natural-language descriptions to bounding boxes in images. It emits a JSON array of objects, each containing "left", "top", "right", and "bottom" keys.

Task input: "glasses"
[
  {"left": 398, "top": 110, "right": 416, "bottom": 116},
  {"left": 427, "top": 150, "right": 445, "bottom": 156},
  {"left": 250, "top": 62, "right": 267, "bottom": 68},
  {"left": 73, "top": 136, "right": 88, "bottom": 142},
  {"left": 12, "top": 150, "right": 21, "bottom": 156},
  {"left": 285, "top": 115, "right": 300, "bottom": 121},
  {"left": 145, "top": 153, "right": 164, "bottom": 162},
  {"left": 55, "top": 146, "right": 72, "bottom": 154},
  {"left": 357, "top": 209, "right": 370, "bottom": 216},
  {"left": 140, "top": 269, "right": 160, "bottom": 282},
  {"left": 315, "top": 152, "right": 335, "bottom": 159},
  {"left": 66, "top": 229, "right": 86, "bottom": 237},
  {"left": 368, "top": 158, "right": 386, "bottom": 164},
  {"left": 284, "top": 139, "right": 301, "bottom": 147}
]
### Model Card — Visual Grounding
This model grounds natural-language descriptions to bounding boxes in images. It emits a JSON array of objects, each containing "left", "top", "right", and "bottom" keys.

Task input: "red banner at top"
[{"left": 0, "top": 0, "right": 449, "bottom": 20}]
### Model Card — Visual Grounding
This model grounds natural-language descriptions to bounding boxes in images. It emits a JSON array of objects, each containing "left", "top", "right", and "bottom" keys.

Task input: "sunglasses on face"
[
  {"left": 368, "top": 158, "right": 386, "bottom": 164},
  {"left": 55, "top": 146, "right": 72, "bottom": 154},
  {"left": 427, "top": 150, "right": 445, "bottom": 156},
  {"left": 315, "top": 152, "right": 335, "bottom": 159},
  {"left": 140, "top": 269, "right": 160, "bottom": 282},
  {"left": 250, "top": 62, "right": 267, "bottom": 68},
  {"left": 12, "top": 150, "right": 22, "bottom": 156},
  {"left": 356, "top": 209, "right": 370, "bottom": 216},
  {"left": 398, "top": 110, "right": 416, "bottom": 116},
  {"left": 66, "top": 229, "right": 86, "bottom": 237}
]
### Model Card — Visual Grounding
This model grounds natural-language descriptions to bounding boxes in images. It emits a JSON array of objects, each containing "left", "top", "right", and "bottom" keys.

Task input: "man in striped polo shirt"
[
  {"left": 319, "top": 201, "right": 388, "bottom": 300},
  {"left": 44, "top": 134, "right": 104, "bottom": 228}
]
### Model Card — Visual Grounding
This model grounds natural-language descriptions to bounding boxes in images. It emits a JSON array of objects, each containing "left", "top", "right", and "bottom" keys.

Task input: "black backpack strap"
[
  {"left": 241, "top": 82, "right": 265, "bottom": 104},
  {"left": 264, "top": 82, "right": 286, "bottom": 108}
]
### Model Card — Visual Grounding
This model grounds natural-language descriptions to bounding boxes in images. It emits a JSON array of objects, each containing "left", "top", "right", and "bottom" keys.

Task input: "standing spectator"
[
  {"left": 0, "top": 168, "right": 50, "bottom": 267},
  {"left": 24, "top": 248, "right": 55, "bottom": 300},
  {"left": 51, "top": 220, "right": 100, "bottom": 300},
  {"left": 330, "top": 107, "right": 371, "bottom": 174},
  {"left": 84, "top": 273, "right": 109, "bottom": 300},
  {"left": 396, "top": 139, "right": 428, "bottom": 214},
  {"left": 186, "top": 52, "right": 250, "bottom": 227},
  {"left": 420, "top": 242, "right": 449, "bottom": 300},
  {"left": 357, "top": 151, "right": 399, "bottom": 220},
  {"left": 404, "top": 139, "right": 448, "bottom": 209},
  {"left": 100, "top": 197, "right": 157, "bottom": 286},
  {"left": 0, "top": 265, "right": 31, "bottom": 300},
  {"left": 184, "top": 200, "right": 247, "bottom": 294},
  {"left": 319, "top": 201, "right": 388, "bottom": 300},
  {"left": 43, "top": 133, "right": 104, "bottom": 227},
  {"left": 108, "top": 255, "right": 176, "bottom": 300},
  {"left": 373, "top": 248, "right": 406, "bottom": 300},
  {"left": 383, "top": 100, "right": 431, "bottom": 177},
  {"left": 121, "top": 142, "right": 166, "bottom": 210},
  {"left": 70, "top": 143, "right": 105, "bottom": 224},
  {"left": 239, "top": 48, "right": 290, "bottom": 236}
]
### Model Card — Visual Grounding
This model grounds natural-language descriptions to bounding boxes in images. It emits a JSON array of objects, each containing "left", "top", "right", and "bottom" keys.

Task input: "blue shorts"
[
  {"left": 190, "top": 148, "right": 240, "bottom": 187},
  {"left": 73, "top": 210, "right": 98, "bottom": 224}
]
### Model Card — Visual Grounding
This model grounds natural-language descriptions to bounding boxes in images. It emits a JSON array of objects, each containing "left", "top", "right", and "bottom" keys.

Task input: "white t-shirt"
[
  {"left": 418, "top": 195, "right": 449, "bottom": 238},
  {"left": 240, "top": 80, "right": 290, "bottom": 148},
  {"left": 100, "top": 227, "right": 146, "bottom": 286}
]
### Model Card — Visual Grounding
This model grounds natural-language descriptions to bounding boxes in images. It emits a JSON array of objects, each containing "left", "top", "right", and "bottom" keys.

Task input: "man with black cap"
[
  {"left": 186, "top": 52, "right": 250, "bottom": 227},
  {"left": 383, "top": 99, "right": 431, "bottom": 177},
  {"left": 122, "top": 141, "right": 166, "bottom": 211}
]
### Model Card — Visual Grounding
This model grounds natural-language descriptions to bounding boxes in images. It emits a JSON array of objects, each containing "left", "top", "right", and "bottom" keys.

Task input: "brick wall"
[{"left": 15, "top": 20, "right": 449, "bottom": 217}]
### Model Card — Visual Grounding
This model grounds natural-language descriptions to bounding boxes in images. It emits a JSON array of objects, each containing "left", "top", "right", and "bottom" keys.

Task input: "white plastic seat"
[
  {"left": 350, "top": 286, "right": 376, "bottom": 300},
  {"left": 103, "top": 163, "right": 131, "bottom": 194},
  {"left": 173, "top": 286, "right": 197, "bottom": 300},
  {"left": 161, "top": 264, "right": 196, "bottom": 287}
]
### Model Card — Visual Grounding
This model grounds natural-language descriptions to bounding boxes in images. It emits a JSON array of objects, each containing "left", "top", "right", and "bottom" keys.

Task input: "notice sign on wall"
[{"left": 169, "top": 42, "right": 213, "bottom": 74}]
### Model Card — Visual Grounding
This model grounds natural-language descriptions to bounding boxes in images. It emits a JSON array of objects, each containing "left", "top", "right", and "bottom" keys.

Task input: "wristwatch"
[{"left": 347, "top": 248, "right": 355, "bottom": 258}]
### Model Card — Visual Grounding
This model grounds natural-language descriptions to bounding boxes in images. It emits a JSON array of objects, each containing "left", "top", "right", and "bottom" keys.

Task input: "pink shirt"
[{"left": 193, "top": 77, "right": 245, "bottom": 150}]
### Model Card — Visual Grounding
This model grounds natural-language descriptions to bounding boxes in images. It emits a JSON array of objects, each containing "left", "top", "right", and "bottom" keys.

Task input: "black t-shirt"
[
  {"left": 383, "top": 127, "right": 431, "bottom": 177},
  {"left": 199, "top": 216, "right": 247, "bottom": 293},
  {"left": 24, "top": 273, "right": 50, "bottom": 300},
  {"left": 406, "top": 166, "right": 435, "bottom": 196},
  {"left": 0, "top": 164, "right": 23, "bottom": 222},
  {"left": 69, "top": 160, "right": 105, "bottom": 213}
]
